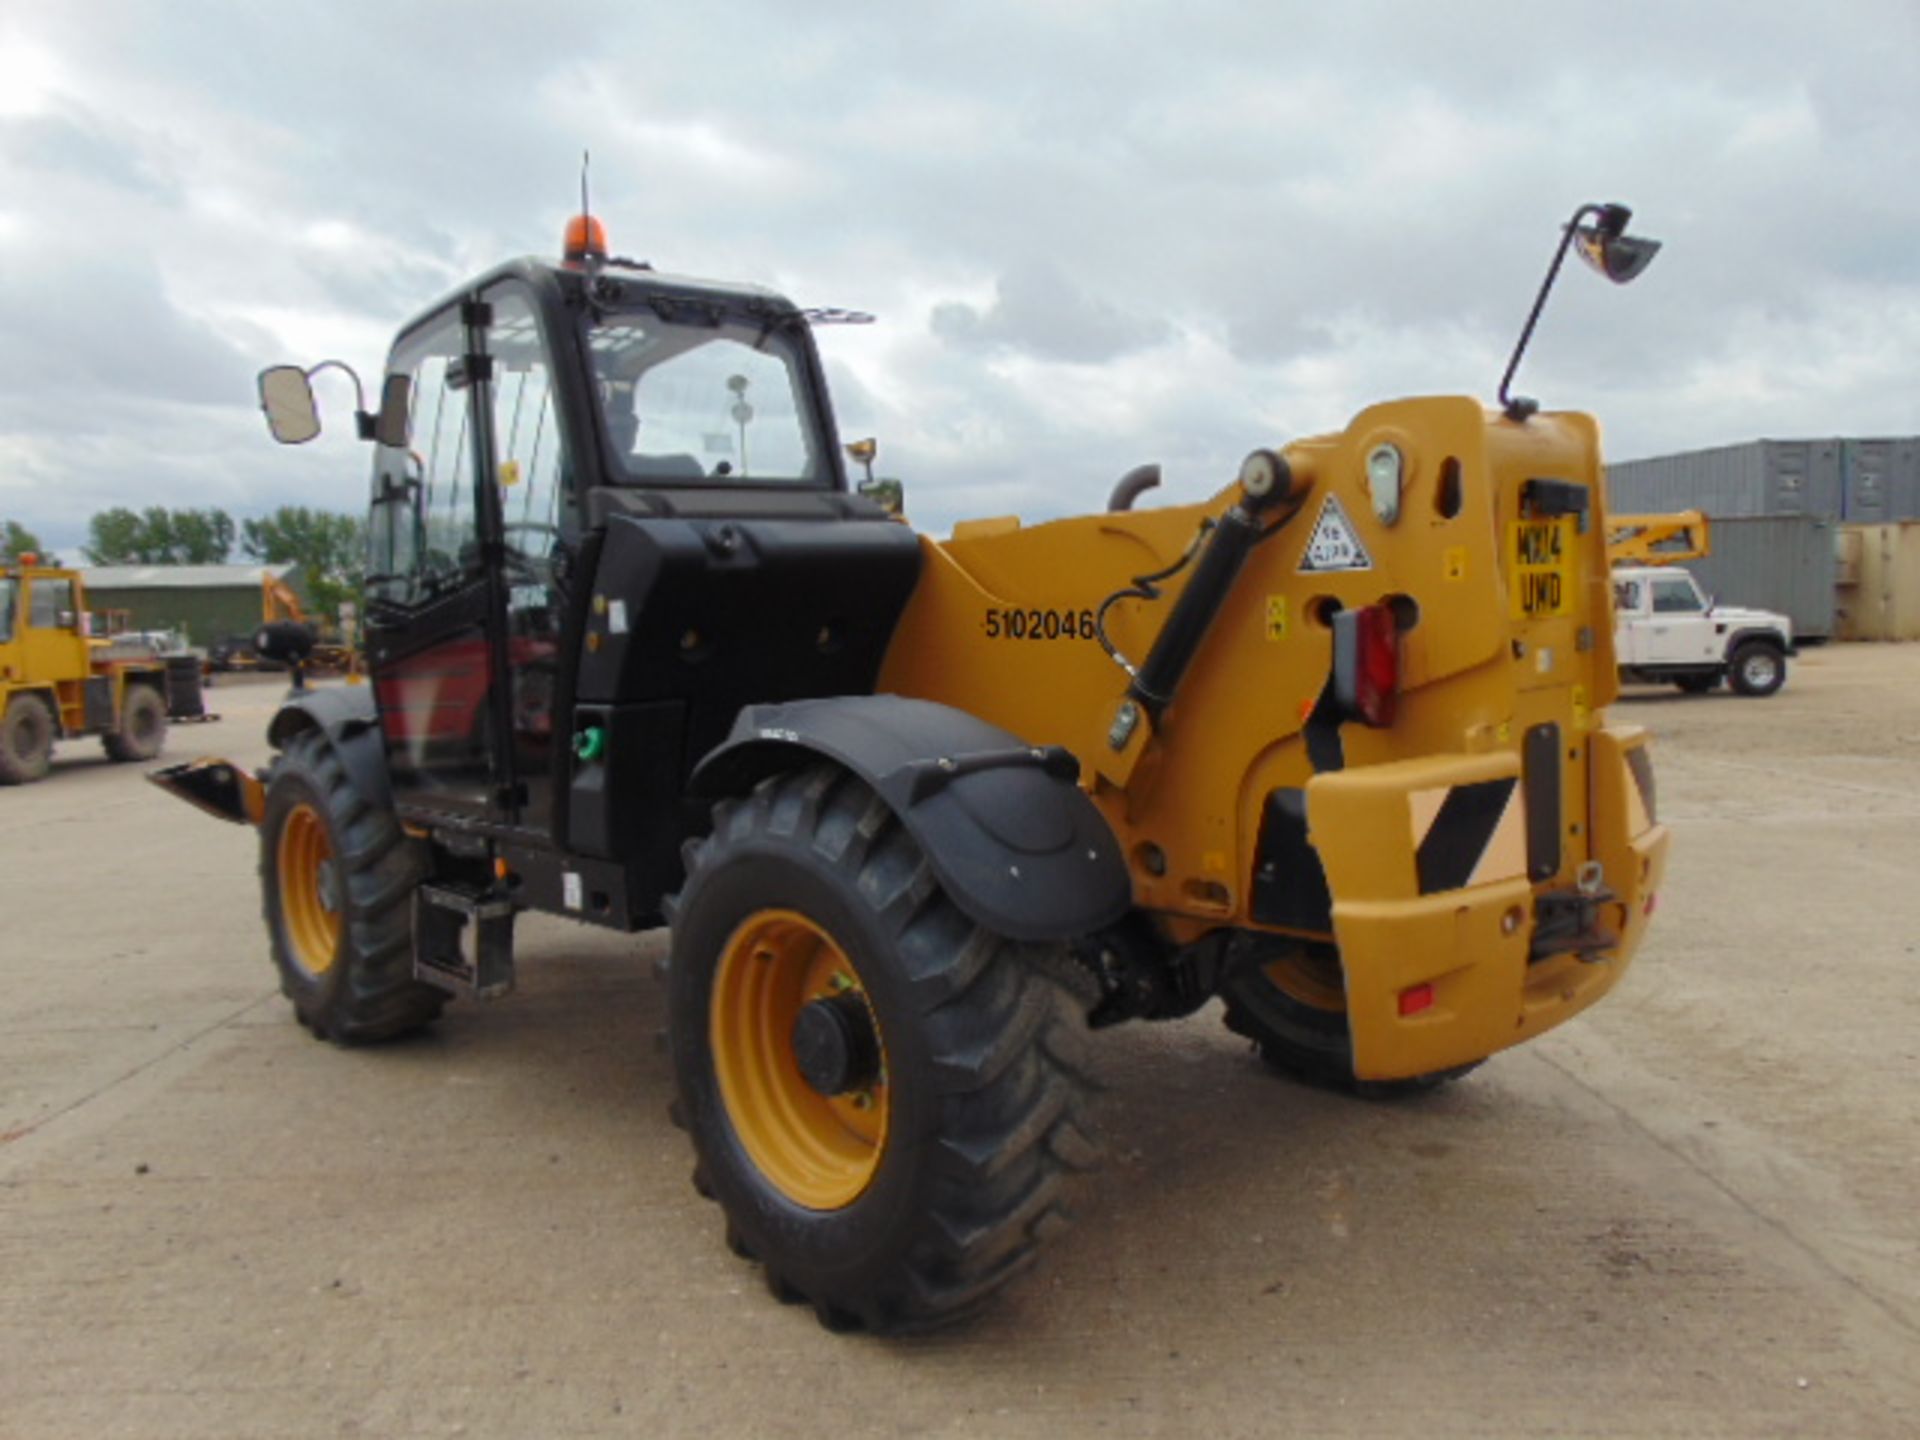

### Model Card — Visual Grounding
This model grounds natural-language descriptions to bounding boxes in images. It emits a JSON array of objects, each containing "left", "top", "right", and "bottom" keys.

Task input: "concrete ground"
[{"left": 2, "top": 649, "right": 1917, "bottom": 1439}]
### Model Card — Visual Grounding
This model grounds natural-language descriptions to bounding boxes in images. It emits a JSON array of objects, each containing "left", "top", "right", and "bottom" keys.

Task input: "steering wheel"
[{"left": 500, "top": 522, "right": 564, "bottom": 577}]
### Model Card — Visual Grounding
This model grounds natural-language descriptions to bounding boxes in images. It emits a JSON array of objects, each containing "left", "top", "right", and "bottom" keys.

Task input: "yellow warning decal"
[
  {"left": 1408, "top": 777, "right": 1527, "bottom": 892},
  {"left": 1265, "top": 596, "right": 1288, "bottom": 641},
  {"left": 1443, "top": 545, "right": 1467, "bottom": 581}
]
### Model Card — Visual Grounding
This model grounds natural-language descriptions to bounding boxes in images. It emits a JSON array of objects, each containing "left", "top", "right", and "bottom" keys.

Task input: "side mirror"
[{"left": 259, "top": 366, "right": 322, "bottom": 445}]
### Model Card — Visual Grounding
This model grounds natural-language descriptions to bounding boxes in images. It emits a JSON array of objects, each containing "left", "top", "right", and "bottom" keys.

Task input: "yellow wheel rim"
[
  {"left": 277, "top": 802, "right": 341, "bottom": 978},
  {"left": 710, "top": 908, "right": 889, "bottom": 1210},
  {"left": 1262, "top": 949, "right": 1347, "bottom": 1013}
]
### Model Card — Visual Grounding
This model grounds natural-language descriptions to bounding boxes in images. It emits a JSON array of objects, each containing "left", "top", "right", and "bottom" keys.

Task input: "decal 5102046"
[{"left": 982, "top": 607, "right": 1099, "bottom": 640}]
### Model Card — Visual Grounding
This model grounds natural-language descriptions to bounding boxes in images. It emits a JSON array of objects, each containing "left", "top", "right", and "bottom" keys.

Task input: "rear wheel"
[
  {"left": 260, "top": 729, "right": 444, "bottom": 1043},
  {"left": 1727, "top": 641, "right": 1786, "bottom": 697},
  {"left": 0, "top": 692, "right": 55, "bottom": 785},
  {"left": 1220, "top": 943, "right": 1477, "bottom": 1098},
  {"left": 668, "top": 764, "right": 1100, "bottom": 1333},
  {"left": 102, "top": 684, "right": 167, "bottom": 761}
]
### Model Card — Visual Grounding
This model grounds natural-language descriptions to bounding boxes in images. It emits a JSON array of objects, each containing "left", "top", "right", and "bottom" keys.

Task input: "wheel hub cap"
[
  {"left": 792, "top": 994, "right": 881, "bottom": 1097},
  {"left": 709, "top": 909, "right": 890, "bottom": 1210}
]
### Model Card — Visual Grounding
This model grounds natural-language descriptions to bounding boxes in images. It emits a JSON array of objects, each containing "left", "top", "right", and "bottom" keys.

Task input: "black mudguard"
[
  {"left": 1727, "top": 625, "right": 1796, "bottom": 657},
  {"left": 692, "top": 695, "right": 1131, "bottom": 944},
  {"left": 266, "top": 684, "right": 393, "bottom": 811}
]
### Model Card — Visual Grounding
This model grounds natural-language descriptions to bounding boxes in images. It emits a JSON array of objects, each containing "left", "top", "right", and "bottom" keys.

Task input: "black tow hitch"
[
  {"left": 1529, "top": 892, "right": 1615, "bottom": 961},
  {"left": 1530, "top": 863, "right": 1618, "bottom": 963}
]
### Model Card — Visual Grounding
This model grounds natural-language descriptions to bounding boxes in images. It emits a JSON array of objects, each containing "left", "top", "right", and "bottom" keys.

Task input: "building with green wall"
[{"left": 80, "top": 564, "right": 306, "bottom": 648}]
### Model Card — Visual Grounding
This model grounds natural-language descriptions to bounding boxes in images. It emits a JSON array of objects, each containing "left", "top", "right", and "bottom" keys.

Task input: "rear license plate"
[{"left": 1510, "top": 517, "right": 1576, "bottom": 619}]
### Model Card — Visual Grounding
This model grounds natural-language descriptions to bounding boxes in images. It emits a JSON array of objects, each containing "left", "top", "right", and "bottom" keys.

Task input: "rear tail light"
[
  {"left": 1332, "top": 603, "right": 1400, "bottom": 726},
  {"left": 1398, "top": 982, "right": 1435, "bottom": 1016}
]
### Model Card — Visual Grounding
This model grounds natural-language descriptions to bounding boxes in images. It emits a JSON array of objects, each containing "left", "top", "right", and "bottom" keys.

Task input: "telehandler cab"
[{"left": 154, "top": 202, "right": 1670, "bottom": 1332}]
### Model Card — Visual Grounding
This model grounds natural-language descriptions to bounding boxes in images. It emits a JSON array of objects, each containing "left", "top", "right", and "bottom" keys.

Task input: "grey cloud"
[
  {"left": 0, "top": 106, "right": 176, "bottom": 200},
  {"left": 2, "top": 0, "right": 1916, "bottom": 537},
  {"left": 931, "top": 262, "right": 1173, "bottom": 363},
  {"left": 0, "top": 244, "right": 255, "bottom": 411}
]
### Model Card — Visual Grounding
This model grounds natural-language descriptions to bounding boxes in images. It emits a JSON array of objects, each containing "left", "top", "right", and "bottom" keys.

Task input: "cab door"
[
  {"left": 362, "top": 303, "right": 512, "bottom": 820},
  {"left": 1642, "top": 573, "right": 1716, "bottom": 665},
  {"left": 1611, "top": 576, "right": 1648, "bottom": 664},
  {"left": 474, "top": 281, "right": 579, "bottom": 837}
]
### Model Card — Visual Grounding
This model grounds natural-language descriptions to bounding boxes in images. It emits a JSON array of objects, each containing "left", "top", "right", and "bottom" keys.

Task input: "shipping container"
[
  {"left": 1670, "top": 514, "right": 1838, "bottom": 642},
  {"left": 1840, "top": 438, "right": 1920, "bottom": 522},
  {"left": 1836, "top": 522, "right": 1920, "bottom": 640},
  {"left": 1606, "top": 436, "right": 1920, "bottom": 522}
]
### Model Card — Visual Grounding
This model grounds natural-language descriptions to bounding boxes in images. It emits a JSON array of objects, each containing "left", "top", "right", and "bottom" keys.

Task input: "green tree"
[
  {"left": 85, "top": 507, "right": 150, "bottom": 564},
  {"left": 162, "top": 508, "right": 236, "bottom": 564},
  {"left": 241, "top": 507, "right": 365, "bottom": 623},
  {"left": 84, "top": 506, "right": 234, "bottom": 564},
  {"left": 3, "top": 518, "right": 47, "bottom": 563}
]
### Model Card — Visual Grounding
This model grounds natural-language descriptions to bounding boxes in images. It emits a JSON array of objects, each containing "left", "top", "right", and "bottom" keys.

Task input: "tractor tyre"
[
  {"left": 1220, "top": 943, "right": 1478, "bottom": 1099},
  {"left": 0, "top": 691, "right": 55, "bottom": 785},
  {"left": 102, "top": 684, "right": 167, "bottom": 762},
  {"left": 1727, "top": 641, "right": 1786, "bottom": 697},
  {"left": 259, "top": 728, "right": 445, "bottom": 1044},
  {"left": 1674, "top": 674, "right": 1720, "bottom": 695},
  {"left": 666, "top": 763, "right": 1101, "bottom": 1334}
]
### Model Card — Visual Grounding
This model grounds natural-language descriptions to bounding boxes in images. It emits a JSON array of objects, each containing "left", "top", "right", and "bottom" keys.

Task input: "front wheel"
[
  {"left": 1727, "top": 642, "right": 1786, "bottom": 697},
  {"left": 259, "top": 729, "right": 445, "bottom": 1043},
  {"left": 1219, "top": 942, "right": 1478, "bottom": 1098},
  {"left": 667, "top": 764, "right": 1101, "bottom": 1333},
  {"left": 0, "top": 692, "right": 55, "bottom": 785}
]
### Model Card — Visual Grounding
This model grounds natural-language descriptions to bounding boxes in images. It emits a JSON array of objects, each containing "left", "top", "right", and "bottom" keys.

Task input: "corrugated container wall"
[
  {"left": 1606, "top": 440, "right": 1843, "bottom": 517},
  {"left": 1836, "top": 523, "right": 1920, "bottom": 640},
  {"left": 1679, "top": 515, "right": 1837, "bottom": 641},
  {"left": 1840, "top": 438, "right": 1920, "bottom": 522},
  {"left": 1607, "top": 437, "right": 1920, "bottom": 522}
]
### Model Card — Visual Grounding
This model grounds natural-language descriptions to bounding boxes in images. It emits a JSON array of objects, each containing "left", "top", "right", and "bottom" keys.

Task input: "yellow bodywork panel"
[
  {"left": 880, "top": 397, "right": 1616, "bottom": 924},
  {"left": 877, "top": 395, "right": 1657, "bottom": 1075}
]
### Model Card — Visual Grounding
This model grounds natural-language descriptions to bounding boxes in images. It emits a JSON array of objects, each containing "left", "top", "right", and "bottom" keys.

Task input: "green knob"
[{"left": 573, "top": 726, "right": 607, "bottom": 762}]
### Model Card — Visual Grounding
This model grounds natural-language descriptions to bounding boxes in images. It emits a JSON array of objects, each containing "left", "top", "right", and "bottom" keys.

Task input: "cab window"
[
  {"left": 1650, "top": 577, "right": 1704, "bottom": 614},
  {"left": 0, "top": 578, "right": 16, "bottom": 641},
  {"left": 590, "top": 305, "right": 825, "bottom": 485},
  {"left": 367, "top": 313, "right": 480, "bottom": 608},
  {"left": 1612, "top": 579, "right": 1642, "bottom": 611},
  {"left": 487, "top": 291, "right": 572, "bottom": 565},
  {"left": 29, "top": 577, "right": 74, "bottom": 628}
]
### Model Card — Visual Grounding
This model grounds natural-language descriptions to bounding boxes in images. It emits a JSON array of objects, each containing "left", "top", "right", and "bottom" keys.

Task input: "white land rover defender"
[{"left": 1611, "top": 566, "right": 1794, "bottom": 696}]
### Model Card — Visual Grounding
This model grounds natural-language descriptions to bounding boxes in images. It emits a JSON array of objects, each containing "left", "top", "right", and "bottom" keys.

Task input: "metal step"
[{"left": 413, "top": 885, "right": 516, "bottom": 1000}]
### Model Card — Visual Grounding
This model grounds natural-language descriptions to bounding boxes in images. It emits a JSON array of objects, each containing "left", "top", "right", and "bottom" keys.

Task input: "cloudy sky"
[{"left": 3, "top": 1, "right": 1917, "bottom": 557}]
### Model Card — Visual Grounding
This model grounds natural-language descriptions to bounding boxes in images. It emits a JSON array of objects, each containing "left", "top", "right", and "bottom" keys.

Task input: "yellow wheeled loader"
[
  {"left": 152, "top": 201, "right": 1670, "bottom": 1332},
  {"left": 1, "top": 558, "right": 169, "bottom": 784}
]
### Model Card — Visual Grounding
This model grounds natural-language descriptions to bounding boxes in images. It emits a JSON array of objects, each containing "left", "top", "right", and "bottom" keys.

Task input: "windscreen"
[{"left": 589, "top": 305, "right": 827, "bottom": 486}]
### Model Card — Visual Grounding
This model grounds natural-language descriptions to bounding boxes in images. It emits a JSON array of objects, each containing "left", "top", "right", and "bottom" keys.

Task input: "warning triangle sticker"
[{"left": 1298, "top": 493, "right": 1373, "bottom": 573}]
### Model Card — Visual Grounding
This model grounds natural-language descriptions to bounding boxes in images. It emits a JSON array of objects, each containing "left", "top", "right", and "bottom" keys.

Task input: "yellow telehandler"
[{"left": 152, "top": 201, "right": 1669, "bottom": 1332}]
